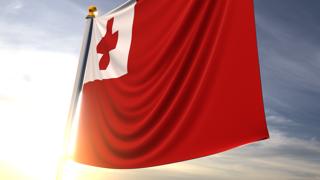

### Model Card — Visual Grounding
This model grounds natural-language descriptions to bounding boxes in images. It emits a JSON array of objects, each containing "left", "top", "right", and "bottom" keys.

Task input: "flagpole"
[{"left": 56, "top": 6, "right": 97, "bottom": 180}]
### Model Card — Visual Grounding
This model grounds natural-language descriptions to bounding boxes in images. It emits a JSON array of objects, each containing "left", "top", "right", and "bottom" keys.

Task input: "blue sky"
[{"left": 0, "top": 0, "right": 319, "bottom": 179}]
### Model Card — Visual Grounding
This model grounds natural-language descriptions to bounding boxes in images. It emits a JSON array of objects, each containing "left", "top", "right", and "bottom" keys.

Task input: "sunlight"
[{"left": 0, "top": 49, "right": 78, "bottom": 180}]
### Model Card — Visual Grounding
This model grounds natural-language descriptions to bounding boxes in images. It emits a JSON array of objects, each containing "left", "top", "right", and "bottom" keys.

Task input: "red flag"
[{"left": 74, "top": 0, "right": 269, "bottom": 168}]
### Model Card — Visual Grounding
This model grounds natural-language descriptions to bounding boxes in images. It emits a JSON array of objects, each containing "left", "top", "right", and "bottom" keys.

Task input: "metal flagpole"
[{"left": 56, "top": 6, "right": 97, "bottom": 180}]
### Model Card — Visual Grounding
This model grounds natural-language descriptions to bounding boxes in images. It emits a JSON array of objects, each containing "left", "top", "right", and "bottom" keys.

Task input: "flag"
[{"left": 74, "top": 0, "right": 269, "bottom": 169}]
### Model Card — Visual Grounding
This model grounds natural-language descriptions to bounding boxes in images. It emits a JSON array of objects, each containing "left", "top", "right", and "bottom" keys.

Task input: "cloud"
[
  {"left": 254, "top": 1, "right": 320, "bottom": 138},
  {"left": 267, "top": 115, "right": 295, "bottom": 125},
  {"left": 4, "top": 1, "right": 23, "bottom": 13},
  {"left": 0, "top": 0, "right": 85, "bottom": 54}
]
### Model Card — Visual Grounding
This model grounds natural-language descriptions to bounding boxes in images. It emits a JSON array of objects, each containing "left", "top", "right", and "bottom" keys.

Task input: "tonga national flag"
[{"left": 74, "top": 0, "right": 269, "bottom": 169}]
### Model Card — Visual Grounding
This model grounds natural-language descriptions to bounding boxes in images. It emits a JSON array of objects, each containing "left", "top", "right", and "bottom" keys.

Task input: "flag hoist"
[{"left": 56, "top": 6, "right": 96, "bottom": 180}]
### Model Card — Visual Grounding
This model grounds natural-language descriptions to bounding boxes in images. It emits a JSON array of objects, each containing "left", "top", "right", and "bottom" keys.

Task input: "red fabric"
[{"left": 74, "top": 0, "right": 269, "bottom": 168}]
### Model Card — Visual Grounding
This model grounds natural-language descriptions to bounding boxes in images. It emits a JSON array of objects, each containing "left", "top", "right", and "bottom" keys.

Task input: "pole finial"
[{"left": 87, "top": 5, "right": 97, "bottom": 18}]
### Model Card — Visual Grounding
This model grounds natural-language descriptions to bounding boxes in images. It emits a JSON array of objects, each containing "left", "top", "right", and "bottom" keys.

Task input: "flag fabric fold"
[{"left": 74, "top": 0, "right": 269, "bottom": 168}]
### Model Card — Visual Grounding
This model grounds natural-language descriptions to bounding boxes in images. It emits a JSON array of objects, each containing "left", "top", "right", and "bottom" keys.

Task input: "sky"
[{"left": 0, "top": 0, "right": 319, "bottom": 179}]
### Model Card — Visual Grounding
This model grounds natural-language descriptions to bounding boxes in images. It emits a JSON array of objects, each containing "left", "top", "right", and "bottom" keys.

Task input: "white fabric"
[{"left": 84, "top": 1, "right": 136, "bottom": 83}]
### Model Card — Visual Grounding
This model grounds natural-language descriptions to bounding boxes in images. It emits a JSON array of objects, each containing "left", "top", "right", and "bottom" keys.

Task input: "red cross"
[{"left": 96, "top": 17, "right": 119, "bottom": 70}]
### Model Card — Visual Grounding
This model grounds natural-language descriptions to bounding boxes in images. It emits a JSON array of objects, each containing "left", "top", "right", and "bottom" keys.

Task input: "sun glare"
[{"left": 0, "top": 49, "right": 78, "bottom": 180}]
